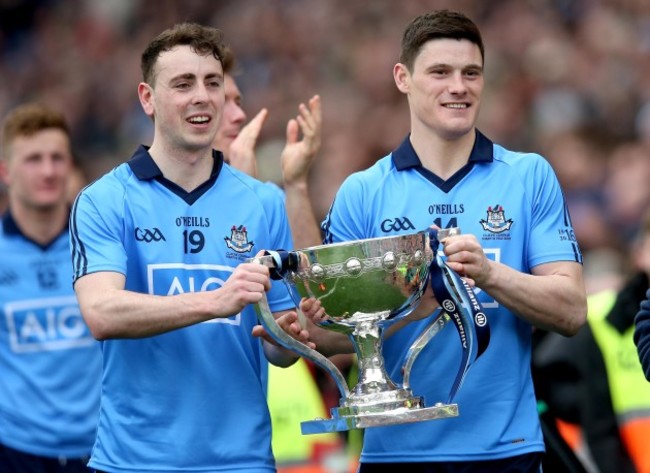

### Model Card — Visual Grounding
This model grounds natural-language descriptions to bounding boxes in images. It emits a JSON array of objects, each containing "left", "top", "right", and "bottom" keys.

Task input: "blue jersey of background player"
[
  {"left": 0, "top": 103, "right": 101, "bottom": 472},
  {"left": 305, "top": 10, "right": 587, "bottom": 473},
  {"left": 69, "top": 23, "right": 308, "bottom": 473}
]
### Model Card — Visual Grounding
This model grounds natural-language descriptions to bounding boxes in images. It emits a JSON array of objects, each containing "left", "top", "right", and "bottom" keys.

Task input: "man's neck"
[
  {"left": 148, "top": 143, "right": 214, "bottom": 192},
  {"left": 10, "top": 201, "right": 68, "bottom": 246},
  {"left": 409, "top": 128, "right": 476, "bottom": 180}
]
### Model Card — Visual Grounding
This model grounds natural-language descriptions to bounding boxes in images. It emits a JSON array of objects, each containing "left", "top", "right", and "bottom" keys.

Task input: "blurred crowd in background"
[{"left": 1, "top": 0, "right": 650, "bottom": 287}]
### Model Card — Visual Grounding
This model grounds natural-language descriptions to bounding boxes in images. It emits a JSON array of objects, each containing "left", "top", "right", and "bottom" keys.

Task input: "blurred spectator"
[
  {"left": 603, "top": 141, "right": 650, "bottom": 244},
  {"left": 540, "top": 129, "right": 614, "bottom": 253},
  {"left": 535, "top": 209, "right": 650, "bottom": 473}
]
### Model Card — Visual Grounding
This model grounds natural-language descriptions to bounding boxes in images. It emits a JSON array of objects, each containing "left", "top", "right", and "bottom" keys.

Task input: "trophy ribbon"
[{"left": 426, "top": 227, "right": 491, "bottom": 403}]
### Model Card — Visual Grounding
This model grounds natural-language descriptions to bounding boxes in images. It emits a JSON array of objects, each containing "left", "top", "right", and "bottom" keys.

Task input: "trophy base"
[{"left": 300, "top": 402, "right": 458, "bottom": 434}]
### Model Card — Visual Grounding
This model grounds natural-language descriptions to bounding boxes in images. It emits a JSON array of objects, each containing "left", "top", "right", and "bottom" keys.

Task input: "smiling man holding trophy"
[{"left": 254, "top": 9, "right": 587, "bottom": 473}]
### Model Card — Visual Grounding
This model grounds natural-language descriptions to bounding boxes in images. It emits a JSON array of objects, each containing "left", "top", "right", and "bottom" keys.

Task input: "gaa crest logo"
[
  {"left": 480, "top": 204, "right": 513, "bottom": 234},
  {"left": 224, "top": 225, "right": 254, "bottom": 253}
]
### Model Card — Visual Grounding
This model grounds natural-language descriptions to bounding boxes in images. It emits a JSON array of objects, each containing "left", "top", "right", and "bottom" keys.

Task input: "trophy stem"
[
  {"left": 350, "top": 320, "right": 398, "bottom": 396},
  {"left": 305, "top": 319, "right": 459, "bottom": 435}
]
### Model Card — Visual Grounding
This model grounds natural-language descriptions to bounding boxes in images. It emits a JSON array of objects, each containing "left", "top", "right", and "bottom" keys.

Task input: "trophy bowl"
[
  {"left": 252, "top": 229, "right": 481, "bottom": 434},
  {"left": 288, "top": 233, "right": 429, "bottom": 326}
]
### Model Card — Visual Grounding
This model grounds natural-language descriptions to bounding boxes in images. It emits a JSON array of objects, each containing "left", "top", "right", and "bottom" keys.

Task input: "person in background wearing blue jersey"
[
  {"left": 0, "top": 103, "right": 101, "bottom": 472},
  {"left": 69, "top": 23, "right": 310, "bottom": 473},
  {"left": 301, "top": 10, "right": 587, "bottom": 473},
  {"left": 214, "top": 47, "right": 350, "bottom": 472},
  {"left": 214, "top": 45, "right": 323, "bottom": 250}
]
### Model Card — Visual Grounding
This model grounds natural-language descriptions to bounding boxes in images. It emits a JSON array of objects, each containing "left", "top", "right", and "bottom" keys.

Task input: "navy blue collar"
[
  {"left": 391, "top": 130, "right": 494, "bottom": 193},
  {"left": 127, "top": 145, "right": 224, "bottom": 180},
  {"left": 2, "top": 210, "right": 23, "bottom": 236},
  {"left": 2, "top": 209, "right": 69, "bottom": 250},
  {"left": 127, "top": 146, "right": 225, "bottom": 205}
]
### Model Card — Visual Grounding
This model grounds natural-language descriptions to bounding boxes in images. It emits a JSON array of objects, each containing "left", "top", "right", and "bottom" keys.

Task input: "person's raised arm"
[
  {"left": 281, "top": 95, "right": 323, "bottom": 249},
  {"left": 227, "top": 108, "right": 269, "bottom": 178}
]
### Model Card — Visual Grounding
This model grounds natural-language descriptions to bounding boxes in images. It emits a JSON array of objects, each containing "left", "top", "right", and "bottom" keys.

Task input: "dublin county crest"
[
  {"left": 225, "top": 225, "right": 254, "bottom": 253},
  {"left": 480, "top": 204, "right": 513, "bottom": 233}
]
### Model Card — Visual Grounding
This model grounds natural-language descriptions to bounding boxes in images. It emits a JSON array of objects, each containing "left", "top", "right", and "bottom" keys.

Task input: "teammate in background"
[
  {"left": 301, "top": 10, "right": 587, "bottom": 472},
  {"left": 0, "top": 103, "right": 101, "bottom": 472},
  {"left": 69, "top": 23, "right": 309, "bottom": 473},
  {"left": 213, "top": 47, "right": 346, "bottom": 471},
  {"left": 214, "top": 45, "right": 323, "bottom": 249}
]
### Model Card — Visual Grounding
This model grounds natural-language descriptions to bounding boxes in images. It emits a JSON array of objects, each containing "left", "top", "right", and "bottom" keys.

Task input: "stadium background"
[{"left": 1, "top": 0, "right": 649, "bottom": 270}]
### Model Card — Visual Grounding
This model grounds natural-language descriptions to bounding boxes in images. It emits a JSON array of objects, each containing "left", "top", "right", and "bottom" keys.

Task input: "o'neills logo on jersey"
[
  {"left": 224, "top": 225, "right": 254, "bottom": 253},
  {"left": 480, "top": 204, "right": 513, "bottom": 234}
]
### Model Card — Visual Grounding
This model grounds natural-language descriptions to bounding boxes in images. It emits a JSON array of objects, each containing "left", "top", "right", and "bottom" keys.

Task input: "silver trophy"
[{"left": 251, "top": 228, "right": 486, "bottom": 434}]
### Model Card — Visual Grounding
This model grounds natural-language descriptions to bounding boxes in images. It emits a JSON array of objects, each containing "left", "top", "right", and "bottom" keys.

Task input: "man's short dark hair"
[
  {"left": 400, "top": 10, "right": 484, "bottom": 71},
  {"left": 141, "top": 23, "right": 227, "bottom": 85}
]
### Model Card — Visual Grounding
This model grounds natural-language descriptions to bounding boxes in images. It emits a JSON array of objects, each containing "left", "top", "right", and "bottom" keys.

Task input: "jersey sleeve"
[
  {"left": 69, "top": 181, "right": 128, "bottom": 283},
  {"left": 527, "top": 155, "right": 582, "bottom": 267}
]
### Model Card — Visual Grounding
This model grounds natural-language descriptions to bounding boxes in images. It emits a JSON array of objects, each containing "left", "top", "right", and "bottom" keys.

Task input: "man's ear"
[
  {"left": 138, "top": 82, "right": 155, "bottom": 118},
  {"left": 393, "top": 63, "right": 410, "bottom": 94}
]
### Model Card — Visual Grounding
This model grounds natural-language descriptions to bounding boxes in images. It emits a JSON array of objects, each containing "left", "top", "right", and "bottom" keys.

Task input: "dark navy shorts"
[
  {"left": 0, "top": 442, "right": 92, "bottom": 473},
  {"left": 358, "top": 452, "right": 543, "bottom": 473}
]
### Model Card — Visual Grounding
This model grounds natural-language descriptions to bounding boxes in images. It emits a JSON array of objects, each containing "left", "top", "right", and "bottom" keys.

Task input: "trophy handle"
[
  {"left": 402, "top": 311, "right": 449, "bottom": 390},
  {"left": 251, "top": 256, "right": 351, "bottom": 400}
]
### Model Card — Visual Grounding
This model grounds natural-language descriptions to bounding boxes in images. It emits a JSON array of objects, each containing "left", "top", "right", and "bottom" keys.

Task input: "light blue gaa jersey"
[
  {"left": 69, "top": 147, "right": 295, "bottom": 473},
  {"left": 0, "top": 213, "right": 101, "bottom": 458},
  {"left": 322, "top": 131, "right": 582, "bottom": 463}
]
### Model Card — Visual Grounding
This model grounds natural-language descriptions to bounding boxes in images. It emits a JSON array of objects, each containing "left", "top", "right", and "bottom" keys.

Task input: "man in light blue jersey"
[
  {"left": 303, "top": 10, "right": 587, "bottom": 473},
  {"left": 69, "top": 23, "right": 309, "bottom": 473},
  {"left": 0, "top": 103, "right": 101, "bottom": 472}
]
